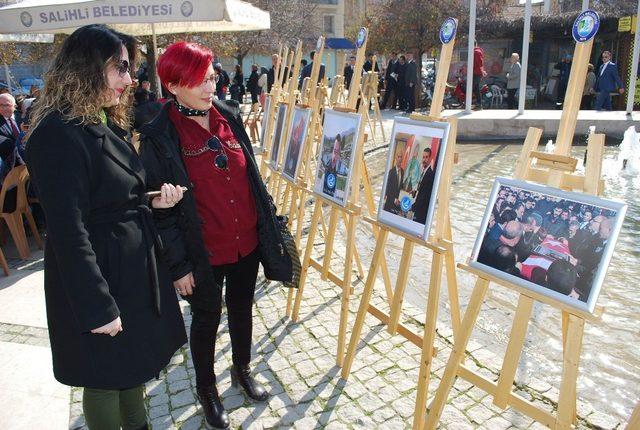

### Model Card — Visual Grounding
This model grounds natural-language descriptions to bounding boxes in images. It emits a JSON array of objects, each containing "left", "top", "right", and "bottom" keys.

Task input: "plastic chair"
[
  {"left": 490, "top": 85, "right": 506, "bottom": 108},
  {"left": 0, "top": 165, "right": 43, "bottom": 259}
]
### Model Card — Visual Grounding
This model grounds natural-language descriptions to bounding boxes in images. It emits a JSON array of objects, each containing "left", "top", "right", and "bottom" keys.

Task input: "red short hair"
[{"left": 157, "top": 42, "right": 213, "bottom": 90}]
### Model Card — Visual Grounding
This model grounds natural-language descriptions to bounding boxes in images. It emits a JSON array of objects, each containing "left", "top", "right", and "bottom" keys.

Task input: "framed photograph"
[
  {"left": 313, "top": 109, "right": 362, "bottom": 207},
  {"left": 470, "top": 177, "right": 627, "bottom": 314},
  {"left": 376, "top": 117, "right": 451, "bottom": 240},
  {"left": 259, "top": 95, "right": 272, "bottom": 151},
  {"left": 282, "top": 106, "right": 312, "bottom": 182},
  {"left": 269, "top": 103, "right": 288, "bottom": 169}
]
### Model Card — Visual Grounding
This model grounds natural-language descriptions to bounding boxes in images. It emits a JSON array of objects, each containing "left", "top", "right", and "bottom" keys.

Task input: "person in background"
[
  {"left": 404, "top": 52, "right": 418, "bottom": 114},
  {"left": 397, "top": 55, "right": 407, "bottom": 111},
  {"left": 594, "top": 50, "right": 624, "bottom": 111},
  {"left": 506, "top": 53, "right": 521, "bottom": 109},
  {"left": 246, "top": 64, "right": 261, "bottom": 105},
  {"left": 0, "top": 93, "right": 24, "bottom": 182},
  {"left": 381, "top": 52, "right": 398, "bottom": 110},
  {"left": 298, "top": 51, "right": 325, "bottom": 89},
  {"left": 25, "top": 24, "right": 187, "bottom": 430},
  {"left": 473, "top": 41, "right": 487, "bottom": 110},
  {"left": 214, "top": 62, "right": 230, "bottom": 101},
  {"left": 554, "top": 54, "right": 572, "bottom": 109},
  {"left": 582, "top": 63, "right": 596, "bottom": 110},
  {"left": 343, "top": 55, "right": 356, "bottom": 91},
  {"left": 230, "top": 64, "right": 245, "bottom": 104},
  {"left": 363, "top": 52, "right": 379, "bottom": 73}
]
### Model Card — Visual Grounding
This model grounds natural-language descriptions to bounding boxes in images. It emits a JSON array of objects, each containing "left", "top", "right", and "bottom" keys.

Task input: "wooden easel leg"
[
  {"left": 337, "top": 211, "right": 357, "bottom": 367},
  {"left": 294, "top": 188, "right": 308, "bottom": 248},
  {"left": 373, "top": 101, "right": 386, "bottom": 141},
  {"left": 626, "top": 402, "right": 640, "bottom": 430},
  {"left": 444, "top": 218, "right": 461, "bottom": 338},
  {"left": 421, "top": 277, "right": 490, "bottom": 430},
  {"left": 555, "top": 314, "right": 584, "bottom": 430},
  {"left": 322, "top": 207, "right": 339, "bottom": 281},
  {"left": 0, "top": 246, "right": 9, "bottom": 276},
  {"left": 290, "top": 202, "right": 323, "bottom": 321},
  {"left": 341, "top": 228, "right": 389, "bottom": 379},
  {"left": 339, "top": 210, "right": 365, "bottom": 279},
  {"left": 493, "top": 295, "right": 534, "bottom": 409},
  {"left": 387, "top": 239, "right": 415, "bottom": 335},
  {"left": 412, "top": 251, "right": 444, "bottom": 429}
]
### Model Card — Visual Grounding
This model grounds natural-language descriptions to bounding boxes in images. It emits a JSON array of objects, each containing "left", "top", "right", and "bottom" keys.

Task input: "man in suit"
[
  {"left": 0, "top": 93, "right": 24, "bottom": 182},
  {"left": 298, "top": 51, "right": 325, "bottom": 89},
  {"left": 363, "top": 53, "right": 379, "bottom": 73},
  {"left": 404, "top": 53, "right": 418, "bottom": 113},
  {"left": 343, "top": 56, "right": 356, "bottom": 91},
  {"left": 381, "top": 52, "right": 398, "bottom": 110},
  {"left": 383, "top": 150, "right": 404, "bottom": 213},
  {"left": 412, "top": 147, "right": 435, "bottom": 224},
  {"left": 594, "top": 51, "right": 624, "bottom": 111},
  {"left": 267, "top": 54, "right": 289, "bottom": 93},
  {"left": 397, "top": 55, "right": 407, "bottom": 111}
]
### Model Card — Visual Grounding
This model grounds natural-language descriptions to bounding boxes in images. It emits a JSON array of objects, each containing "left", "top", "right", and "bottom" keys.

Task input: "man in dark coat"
[
  {"left": 214, "top": 63, "right": 230, "bottom": 100},
  {"left": 25, "top": 110, "right": 187, "bottom": 390},
  {"left": 412, "top": 147, "right": 435, "bottom": 224},
  {"left": 133, "top": 87, "right": 162, "bottom": 132},
  {"left": 404, "top": 53, "right": 418, "bottom": 113},
  {"left": 594, "top": 50, "right": 624, "bottom": 111},
  {"left": 0, "top": 93, "right": 24, "bottom": 182},
  {"left": 381, "top": 52, "right": 398, "bottom": 109},
  {"left": 343, "top": 56, "right": 356, "bottom": 91},
  {"left": 298, "top": 50, "right": 325, "bottom": 89},
  {"left": 397, "top": 55, "right": 407, "bottom": 111},
  {"left": 267, "top": 54, "right": 289, "bottom": 92},
  {"left": 363, "top": 52, "right": 380, "bottom": 73},
  {"left": 246, "top": 64, "right": 261, "bottom": 104},
  {"left": 383, "top": 150, "right": 404, "bottom": 213}
]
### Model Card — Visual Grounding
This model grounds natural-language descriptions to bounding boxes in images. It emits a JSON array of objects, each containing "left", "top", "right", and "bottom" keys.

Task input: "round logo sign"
[
  {"left": 439, "top": 18, "right": 457, "bottom": 44},
  {"left": 326, "top": 173, "right": 336, "bottom": 190},
  {"left": 400, "top": 196, "right": 413, "bottom": 213},
  {"left": 355, "top": 28, "right": 367, "bottom": 49},
  {"left": 181, "top": 1, "right": 193, "bottom": 17},
  {"left": 572, "top": 10, "right": 599, "bottom": 43},
  {"left": 20, "top": 11, "right": 33, "bottom": 28}
]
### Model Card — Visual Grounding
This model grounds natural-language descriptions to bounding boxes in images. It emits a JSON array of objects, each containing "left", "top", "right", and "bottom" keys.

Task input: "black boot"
[
  {"left": 196, "top": 385, "right": 230, "bottom": 430},
  {"left": 230, "top": 364, "right": 269, "bottom": 401}
]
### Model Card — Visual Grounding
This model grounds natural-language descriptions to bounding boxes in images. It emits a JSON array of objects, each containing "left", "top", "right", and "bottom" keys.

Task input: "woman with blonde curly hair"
[{"left": 25, "top": 24, "right": 187, "bottom": 430}]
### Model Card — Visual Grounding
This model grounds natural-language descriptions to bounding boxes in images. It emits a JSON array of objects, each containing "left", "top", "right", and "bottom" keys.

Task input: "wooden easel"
[
  {"left": 339, "top": 25, "right": 462, "bottom": 430},
  {"left": 423, "top": 20, "right": 609, "bottom": 430},
  {"left": 360, "top": 69, "right": 386, "bottom": 142},
  {"left": 285, "top": 28, "right": 397, "bottom": 367}
]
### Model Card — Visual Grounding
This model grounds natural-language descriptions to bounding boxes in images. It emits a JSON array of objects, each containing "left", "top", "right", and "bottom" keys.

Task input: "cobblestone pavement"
[{"left": 57, "top": 264, "right": 619, "bottom": 430}]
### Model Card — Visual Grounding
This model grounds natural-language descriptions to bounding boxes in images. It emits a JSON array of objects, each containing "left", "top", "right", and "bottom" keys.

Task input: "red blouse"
[{"left": 168, "top": 103, "right": 258, "bottom": 266}]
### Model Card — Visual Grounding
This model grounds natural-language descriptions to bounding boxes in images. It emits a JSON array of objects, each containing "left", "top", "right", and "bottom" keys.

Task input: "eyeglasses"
[
  {"left": 115, "top": 60, "right": 130, "bottom": 77},
  {"left": 206, "top": 136, "right": 228, "bottom": 170},
  {"left": 201, "top": 74, "right": 220, "bottom": 87}
]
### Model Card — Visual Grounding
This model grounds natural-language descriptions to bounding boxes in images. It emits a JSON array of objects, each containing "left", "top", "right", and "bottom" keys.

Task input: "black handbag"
[{"left": 276, "top": 216, "right": 301, "bottom": 289}]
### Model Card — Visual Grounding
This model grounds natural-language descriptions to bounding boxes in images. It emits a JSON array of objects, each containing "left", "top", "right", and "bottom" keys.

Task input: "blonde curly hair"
[{"left": 28, "top": 25, "right": 137, "bottom": 136}]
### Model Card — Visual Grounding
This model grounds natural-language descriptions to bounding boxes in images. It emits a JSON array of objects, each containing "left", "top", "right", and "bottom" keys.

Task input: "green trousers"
[{"left": 82, "top": 385, "right": 147, "bottom": 430}]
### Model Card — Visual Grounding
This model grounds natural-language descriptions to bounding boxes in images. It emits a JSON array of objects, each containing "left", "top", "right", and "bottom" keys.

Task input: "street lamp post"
[
  {"left": 465, "top": 0, "right": 477, "bottom": 113},
  {"left": 518, "top": 0, "right": 533, "bottom": 114}
]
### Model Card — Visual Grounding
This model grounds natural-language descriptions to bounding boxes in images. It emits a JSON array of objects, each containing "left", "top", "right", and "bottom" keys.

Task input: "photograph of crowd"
[
  {"left": 313, "top": 109, "right": 362, "bottom": 206},
  {"left": 471, "top": 178, "right": 626, "bottom": 313},
  {"left": 377, "top": 118, "right": 450, "bottom": 240},
  {"left": 269, "top": 103, "right": 288, "bottom": 168},
  {"left": 259, "top": 95, "right": 272, "bottom": 151},
  {"left": 282, "top": 107, "right": 311, "bottom": 182}
]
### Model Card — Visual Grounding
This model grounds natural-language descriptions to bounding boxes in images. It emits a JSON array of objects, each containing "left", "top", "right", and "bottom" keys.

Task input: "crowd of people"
[{"left": 477, "top": 185, "right": 616, "bottom": 303}]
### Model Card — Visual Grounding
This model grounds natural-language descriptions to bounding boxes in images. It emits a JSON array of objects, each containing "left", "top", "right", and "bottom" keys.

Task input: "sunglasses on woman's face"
[
  {"left": 115, "top": 60, "right": 130, "bottom": 77},
  {"left": 206, "top": 136, "right": 228, "bottom": 170}
]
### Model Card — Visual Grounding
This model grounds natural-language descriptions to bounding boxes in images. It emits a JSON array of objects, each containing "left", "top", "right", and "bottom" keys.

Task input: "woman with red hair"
[{"left": 139, "top": 42, "right": 290, "bottom": 429}]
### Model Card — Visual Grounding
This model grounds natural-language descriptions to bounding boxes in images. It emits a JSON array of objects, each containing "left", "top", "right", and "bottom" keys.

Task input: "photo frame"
[
  {"left": 469, "top": 177, "right": 627, "bottom": 314},
  {"left": 282, "top": 106, "right": 312, "bottom": 182},
  {"left": 269, "top": 103, "right": 288, "bottom": 169},
  {"left": 259, "top": 95, "right": 272, "bottom": 151},
  {"left": 312, "top": 109, "right": 362, "bottom": 207},
  {"left": 376, "top": 117, "right": 451, "bottom": 240}
]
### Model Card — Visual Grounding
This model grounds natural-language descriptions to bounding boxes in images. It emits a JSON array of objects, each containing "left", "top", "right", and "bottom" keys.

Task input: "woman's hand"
[
  {"left": 173, "top": 272, "right": 195, "bottom": 296},
  {"left": 91, "top": 317, "right": 123, "bottom": 337},
  {"left": 151, "top": 183, "right": 184, "bottom": 209}
]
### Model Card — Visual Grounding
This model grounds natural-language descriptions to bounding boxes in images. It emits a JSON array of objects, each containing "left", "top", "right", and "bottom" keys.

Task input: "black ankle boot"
[
  {"left": 196, "top": 385, "right": 230, "bottom": 430},
  {"left": 230, "top": 364, "right": 269, "bottom": 401}
]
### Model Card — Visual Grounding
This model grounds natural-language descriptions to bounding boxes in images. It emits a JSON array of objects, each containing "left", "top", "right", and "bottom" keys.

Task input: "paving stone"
[
  {"left": 170, "top": 389, "right": 195, "bottom": 409},
  {"left": 149, "top": 393, "right": 169, "bottom": 407},
  {"left": 467, "top": 403, "right": 496, "bottom": 424},
  {"left": 166, "top": 366, "right": 189, "bottom": 383},
  {"left": 170, "top": 404, "right": 198, "bottom": 422},
  {"left": 168, "top": 379, "right": 190, "bottom": 394},
  {"left": 484, "top": 415, "right": 513, "bottom": 430},
  {"left": 148, "top": 404, "right": 169, "bottom": 420}
]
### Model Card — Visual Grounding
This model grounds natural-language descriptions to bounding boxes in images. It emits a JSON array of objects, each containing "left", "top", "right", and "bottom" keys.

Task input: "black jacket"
[
  {"left": 0, "top": 115, "right": 24, "bottom": 180},
  {"left": 413, "top": 166, "right": 435, "bottom": 224},
  {"left": 25, "top": 111, "right": 186, "bottom": 389},
  {"left": 139, "top": 100, "right": 286, "bottom": 312},
  {"left": 247, "top": 70, "right": 260, "bottom": 95}
]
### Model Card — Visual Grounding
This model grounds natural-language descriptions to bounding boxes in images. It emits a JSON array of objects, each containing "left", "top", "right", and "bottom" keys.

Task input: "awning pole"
[
  {"left": 152, "top": 23, "right": 161, "bottom": 92},
  {"left": 626, "top": 0, "right": 640, "bottom": 114},
  {"left": 4, "top": 63, "right": 11, "bottom": 93},
  {"left": 581, "top": 0, "right": 589, "bottom": 11},
  {"left": 465, "top": 0, "right": 477, "bottom": 113},
  {"left": 518, "top": 0, "right": 532, "bottom": 114}
]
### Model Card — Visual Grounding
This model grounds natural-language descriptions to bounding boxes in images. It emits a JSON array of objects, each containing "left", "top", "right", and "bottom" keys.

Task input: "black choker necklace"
[{"left": 174, "top": 100, "right": 209, "bottom": 117}]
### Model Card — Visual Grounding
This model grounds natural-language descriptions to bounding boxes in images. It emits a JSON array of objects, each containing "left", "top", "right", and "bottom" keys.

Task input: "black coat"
[
  {"left": 413, "top": 166, "right": 435, "bottom": 224},
  {"left": 343, "top": 65, "right": 354, "bottom": 90},
  {"left": 384, "top": 166, "right": 403, "bottom": 213},
  {"left": 25, "top": 111, "right": 187, "bottom": 389},
  {"left": 0, "top": 115, "right": 24, "bottom": 180},
  {"left": 138, "top": 100, "right": 284, "bottom": 312}
]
